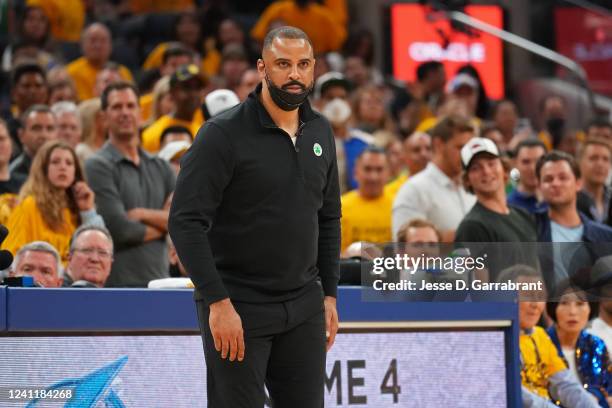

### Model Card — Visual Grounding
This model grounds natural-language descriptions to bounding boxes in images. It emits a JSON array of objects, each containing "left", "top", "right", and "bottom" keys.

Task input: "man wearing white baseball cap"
[{"left": 455, "top": 137, "right": 537, "bottom": 281}]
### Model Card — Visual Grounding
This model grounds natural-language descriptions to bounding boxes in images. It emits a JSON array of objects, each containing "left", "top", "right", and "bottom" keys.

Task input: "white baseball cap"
[
  {"left": 314, "top": 71, "right": 352, "bottom": 99},
  {"left": 447, "top": 73, "right": 479, "bottom": 93},
  {"left": 461, "top": 137, "right": 499, "bottom": 169},
  {"left": 203, "top": 89, "right": 240, "bottom": 119},
  {"left": 158, "top": 141, "right": 191, "bottom": 162}
]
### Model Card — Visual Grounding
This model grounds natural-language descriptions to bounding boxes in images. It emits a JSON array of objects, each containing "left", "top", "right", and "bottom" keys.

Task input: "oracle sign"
[
  {"left": 409, "top": 42, "right": 486, "bottom": 63},
  {"left": 391, "top": 4, "right": 504, "bottom": 99},
  {"left": 555, "top": 7, "right": 612, "bottom": 95}
]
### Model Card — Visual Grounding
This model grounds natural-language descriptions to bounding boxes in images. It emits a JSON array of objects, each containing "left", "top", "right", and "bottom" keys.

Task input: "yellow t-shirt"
[
  {"left": 142, "top": 42, "right": 221, "bottom": 78},
  {"left": 2, "top": 196, "right": 77, "bottom": 265},
  {"left": 26, "top": 0, "right": 85, "bottom": 42},
  {"left": 139, "top": 93, "right": 154, "bottom": 123},
  {"left": 340, "top": 190, "right": 393, "bottom": 252},
  {"left": 66, "top": 57, "right": 134, "bottom": 102},
  {"left": 384, "top": 173, "right": 408, "bottom": 200},
  {"left": 141, "top": 111, "right": 204, "bottom": 153},
  {"left": 520, "top": 326, "right": 567, "bottom": 399},
  {"left": 251, "top": 1, "right": 347, "bottom": 53},
  {"left": 0, "top": 193, "right": 17, "bottom": 225}
]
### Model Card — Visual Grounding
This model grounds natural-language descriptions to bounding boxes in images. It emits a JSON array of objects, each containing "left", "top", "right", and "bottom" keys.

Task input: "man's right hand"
[{"left": 209, "top": 298, "right": 245, "bottom": 362}]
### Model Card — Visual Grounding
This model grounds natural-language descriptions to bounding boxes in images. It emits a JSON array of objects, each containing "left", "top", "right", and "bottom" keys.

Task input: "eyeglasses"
[{"left": 73, "top": 247, "right": 113, "bottom": 259}]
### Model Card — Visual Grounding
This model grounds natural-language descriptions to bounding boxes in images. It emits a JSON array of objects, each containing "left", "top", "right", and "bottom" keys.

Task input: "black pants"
[{"left": 195, "top": 283, "right": 327, "bottom": 408}]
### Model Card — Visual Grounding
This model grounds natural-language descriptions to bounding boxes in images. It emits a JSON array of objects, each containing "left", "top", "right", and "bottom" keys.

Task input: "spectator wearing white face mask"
[{"left": 316, "top": 72, "right": 373, "bottom": 193}]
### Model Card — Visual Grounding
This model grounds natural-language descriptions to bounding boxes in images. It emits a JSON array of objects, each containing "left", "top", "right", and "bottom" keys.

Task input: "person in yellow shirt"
[
  {"left": 66, "top": 23, "right": 133, "bottom": 102},
  {"left": 141, "top": 64, "right": 206, "bottom": 153},
  {"left": 3, "top": 140, "right": 104, "bottom": 264},
  {"left": 251, "top": 0, "right": 347, "bottom": 54},
  {"left": 26, "top": 0, "right": 84, "bottom": 42},
  {"left": 140, "top": 45, "right": 194, "bottom": 122},
  {"left": 520, "top": 304, "right": 567, "bottom": 400},
  {"left": 341, "top": 146, "right": 393, "bottom": 253}
]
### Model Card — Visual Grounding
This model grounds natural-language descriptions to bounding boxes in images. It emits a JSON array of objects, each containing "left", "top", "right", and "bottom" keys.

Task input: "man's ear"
[
  {"left": 576, "top": 177, "right": 583, "bottom": 192},
  {"left": 256, "top": 59, "right": 265, "bottom": 77}
]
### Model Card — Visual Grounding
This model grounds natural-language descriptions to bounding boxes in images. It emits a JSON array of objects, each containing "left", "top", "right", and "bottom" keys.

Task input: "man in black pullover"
[{"left": 169, "top": 26, "right": 341, "bottom": 407}]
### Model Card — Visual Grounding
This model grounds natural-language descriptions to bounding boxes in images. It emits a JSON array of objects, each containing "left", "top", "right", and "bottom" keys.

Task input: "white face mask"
[{"left": 322, "top": 98, "right": 351, "bottom": 127}]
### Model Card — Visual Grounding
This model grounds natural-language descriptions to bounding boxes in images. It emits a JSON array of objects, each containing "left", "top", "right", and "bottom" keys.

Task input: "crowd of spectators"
[{"left": 1, "top": 1, "right": 611, "bottom": 406}]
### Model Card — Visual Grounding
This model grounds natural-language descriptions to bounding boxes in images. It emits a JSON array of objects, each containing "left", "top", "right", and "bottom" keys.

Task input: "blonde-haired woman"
[
  {"left": 147, "top": 76, "right": 175, "bottom": 126},
  {"left": 3, "top": 140, "right": 104, "bottom": 264},
  {"left": 76, "top": 98, "right": 107, "bottom": 163}
]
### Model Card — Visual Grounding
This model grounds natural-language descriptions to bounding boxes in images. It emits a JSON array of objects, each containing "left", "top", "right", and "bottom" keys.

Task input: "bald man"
[
  {"left": 66, "top": 23, "right": 133, "bottom": 101},
  {"left": 169, "top": 26, "right": 340, "bottom": 407}
]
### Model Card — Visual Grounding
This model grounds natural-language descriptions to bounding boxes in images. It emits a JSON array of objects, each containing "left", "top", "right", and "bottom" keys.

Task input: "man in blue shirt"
[
  {"left": 535, "top": 151, "right": 612, "bottom": 243},
  {"left": 534, "top": 151, "right": 612, "bottom": 292}
]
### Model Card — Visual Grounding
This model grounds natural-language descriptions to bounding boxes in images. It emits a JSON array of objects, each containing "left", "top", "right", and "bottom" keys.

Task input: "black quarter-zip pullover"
[{"left": 169, "top": 85, "right": 341, "bottom": 305}]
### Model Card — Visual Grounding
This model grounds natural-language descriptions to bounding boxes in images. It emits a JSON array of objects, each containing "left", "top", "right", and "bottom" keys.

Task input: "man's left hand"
[{"left": 324, "top": 296, "right": 338, "bottom": 351}]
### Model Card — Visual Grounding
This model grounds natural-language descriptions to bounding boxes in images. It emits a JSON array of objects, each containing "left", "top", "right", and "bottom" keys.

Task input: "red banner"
[
  {"left": 391, "top": 4, "right": 504, "bottom": 99},
  {"left": 555, "top": 7, "right": 612, "bottom": 96}
]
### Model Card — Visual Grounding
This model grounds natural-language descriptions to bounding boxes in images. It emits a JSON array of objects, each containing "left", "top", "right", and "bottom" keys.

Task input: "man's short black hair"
[
  {"left": 416, "top": 61, "right": 443, "bottom": 82},
  {"left": 162, "top": 44, "right": 193, "bottom": 65},
  {"left": 262, "top": 26, "right": 313, "bottom": 52},
  {"left": 535, "top": 150, "right": 580, "bottom": 181},
  {"left": 100, "top": 81, "right": 139, "bottom": 111},
  {"left": 514, "top": 139, "right": 547, "bottom": 158},
  {"left": 160, "top": 125, "right": 193, "bottom": 146},
  {"left": 11, "top": 62, "right": 46, "bottom": 87}
]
